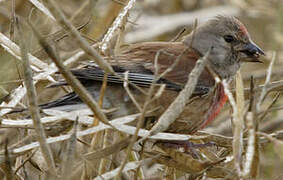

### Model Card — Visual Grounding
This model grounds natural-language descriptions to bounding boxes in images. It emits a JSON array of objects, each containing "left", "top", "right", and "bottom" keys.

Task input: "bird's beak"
[{"left": 240, "top": 41, "right": 265, "bottom": 63}]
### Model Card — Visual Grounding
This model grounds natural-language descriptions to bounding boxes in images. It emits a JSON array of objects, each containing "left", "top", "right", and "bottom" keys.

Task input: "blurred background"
[{"left": 0, "top": 0, "right": 282, "bottom": 179}]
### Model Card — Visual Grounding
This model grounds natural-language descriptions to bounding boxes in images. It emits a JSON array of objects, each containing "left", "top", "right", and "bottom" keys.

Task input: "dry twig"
[
  {"left": 42, "top": 0, "right": 114, "bottom": 74},
  {"left": 28, "top": 18, "right": 114, "bottom": 129},
  {"left": 222, "top": 78, "right": 243, "bottom": 176},
  {"left": 243, "top": 77, "right": 259, "bottom": 178},
  {"left": 61, "top": 120, "right": 78, "bottom": 180},
  {"left": 28, "top": 0, "right": 55, "bottom": 20},
  {"left": 17, "top": 21, "right": 56, "bottom": 175},
  {"left": 113, "top": 49, "right": 161, "bottom": 178},
  {"left": 234, "top": 71, "right": 245, "bottom": 176},
  {"left": 101, "top": 0, "right": 137, "bottom": 52},
  {"left": 123, "top": 71, "right": 142, "bottom": 112},
  {"left": 256, "top": 51, "right": 276, "bottom": 112},
  {"left": 146, "top": 48, "right": 212, "bottom": 137},
  {"left": 94, "top": 158, "right": 153, "bottom": 180}
]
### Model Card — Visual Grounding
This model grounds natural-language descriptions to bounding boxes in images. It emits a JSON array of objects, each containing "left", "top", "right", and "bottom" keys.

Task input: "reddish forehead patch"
[
  {"left": 235, "top": 19, "right": 248, "bottom": 36},
  {"left": 239, "top": 24, "right": 248, "bottom": 35}
]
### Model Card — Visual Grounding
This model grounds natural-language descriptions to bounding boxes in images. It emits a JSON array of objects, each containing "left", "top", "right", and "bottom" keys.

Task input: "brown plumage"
[{"left": 22, "top": 16, "right": 264, "bottom": 134}]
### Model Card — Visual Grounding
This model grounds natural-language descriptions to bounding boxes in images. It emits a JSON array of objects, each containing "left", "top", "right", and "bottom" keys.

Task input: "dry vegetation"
[{"left": 0, "top": 0, "right": 283, "bottom": 179}]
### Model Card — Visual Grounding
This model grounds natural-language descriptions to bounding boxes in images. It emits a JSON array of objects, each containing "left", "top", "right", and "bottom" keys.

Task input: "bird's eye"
[{"left": 224, "top": 35, "right": 235, "bottom": 43}]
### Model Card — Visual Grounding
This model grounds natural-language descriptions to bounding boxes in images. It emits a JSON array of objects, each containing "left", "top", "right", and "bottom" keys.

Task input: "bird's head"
[{"left": 183, "top": 16, "right": 265, "bottom": 78}]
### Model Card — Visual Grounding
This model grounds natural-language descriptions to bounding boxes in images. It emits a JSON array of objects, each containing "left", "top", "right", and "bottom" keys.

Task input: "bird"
[{"left": 15, "top": 16, "right": 265, "bottom": 135}]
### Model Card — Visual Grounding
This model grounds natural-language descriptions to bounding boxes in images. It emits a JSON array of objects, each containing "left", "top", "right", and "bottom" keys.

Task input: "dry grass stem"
[
  {"left": 113, "top": 48, "right": 169, "bottom": 178},
  {"left": 9, "top": 0, "right": 15, "bottom": 41},
  {"left": 94, "top": 158, "right": 153, "bottom": 180},
  {"left": 147, "top": 48, "right": 212, "bottom": 137},
  {"left": 222, "top": 78, "right": 243, "bottom": 176},
  {"left": 0, "top": 85, "right": 26, "bottom": 115},
  {"left": 91, "top": 73, "right": 109, "bottom": 176},
  {"left": 0, "top": 1, "right": 281, "bottom": 179},
  {"left": 2, "top": 109, "right": 94, "bottom": 127},
  {"left": 113, "top": 16, "right": 127, "bottom": 56},
  {"left": 98, "top": 129, "right": 114, "bottom": 175},
  {"left": 123, "top": 71, "right": 142, "bottom": 112},
  {"left": 243, "top": 111, "right": 258, "bottom": 178},
  {"left": 0, "top": 31, "right": 60, "bottom": 115},
  {"left": 8, "top": 114, "right": 138, "bottom": 156},
  {"left": 43, "top": 0, "right": 114, "bottom": 74},
  {"left": 257, "top": 51, "right": 276, "bottom": 112},
  {"left": 0, "top": 32, "right": 54, "bottom": 72},
  {"left": 3, "top": 141, "right": 14, "bottom": 180},
  {"left": 28, "top": 20, "right": 114, "bottom": 129},
  {"left": 61, "top": 120, "right": 78, "bottom": 180},
  {"left": 17, "top": 22, "right": 56, "bottom": 175},
  {"left": 258, "top": 132, "right": 283, "bottom": 161},
  {"left": 164, "top": 167, "right": 175, "bottom": 180},
  {"left": 131, "top": 151, "right": 145, "bottom": 179},
  {"left": 115, "top": 123, "right": 208, "bottom": 140},
  {"left": 157, "top": 49, "right": 188, "bottom": 80},
  {"left": 115, "top": 77, "right": 160, "bottom": 179},
  {"left": 69, "top": 0, "right": 90, "bottom": 22},
  {"left": 101, "top": 0, "right": 137, "bottom": 52},
  {"left": 88, "top": 130, "right": 104, "bottom": 175},
  {"left": 259, "top": 92, "right": 280, "bottom": 121},
  {"left": 14, "top": 150, "right": 37, "bottom": 175},
  {"left": 235, "top": 71, "right": 245, "bottom": 176},
  {"left": 189, "top": 18, "right": 198, "bottom": 48},
  {"left": 29, "top": 0, "right": 55, "bottom": 20},
  {"left": 84, "top": 138, "right": 130, "bottom": 161},
  {"left": 0, "top": 33, "right": 56, "bottom": 86},
  {"left": 170, "top": 27, "right": 187, "bottom": 42}
]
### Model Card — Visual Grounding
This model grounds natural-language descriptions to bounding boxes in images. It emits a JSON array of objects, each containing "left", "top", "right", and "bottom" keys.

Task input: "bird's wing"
[
  {"left": 114, "top": 42, "right": 215, "bottom": 91},
  {"left": 50, "top": 42, "right": 214, "bottom": 95},
  {"left": 8, "top": 92, "right": 81, "bottom": 113},
  {"left": 120, "top": 42, "right": 203, "bottom": 84},
  {"left": 68, "top": 65, "right": 183, "bottom": 91},
  {"left": 39, "top": 92, "right": 80, "bottom": 109}
]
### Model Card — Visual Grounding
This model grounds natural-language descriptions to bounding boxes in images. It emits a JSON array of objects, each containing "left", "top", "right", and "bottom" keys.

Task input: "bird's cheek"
[{"left": 213, "top": 47, "right": 231, "bottom": 61}]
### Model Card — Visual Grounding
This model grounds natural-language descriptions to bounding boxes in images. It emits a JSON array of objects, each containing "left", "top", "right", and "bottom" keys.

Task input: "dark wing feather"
[
  {"left": 70, "top": 65, "right": 183, "bottom": 91},
  {"left": 50, "top": 42, "right": 214, "bottom": 95},
  {"left": 39, "top": 92, "right": 80, "bottom": 108}
]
